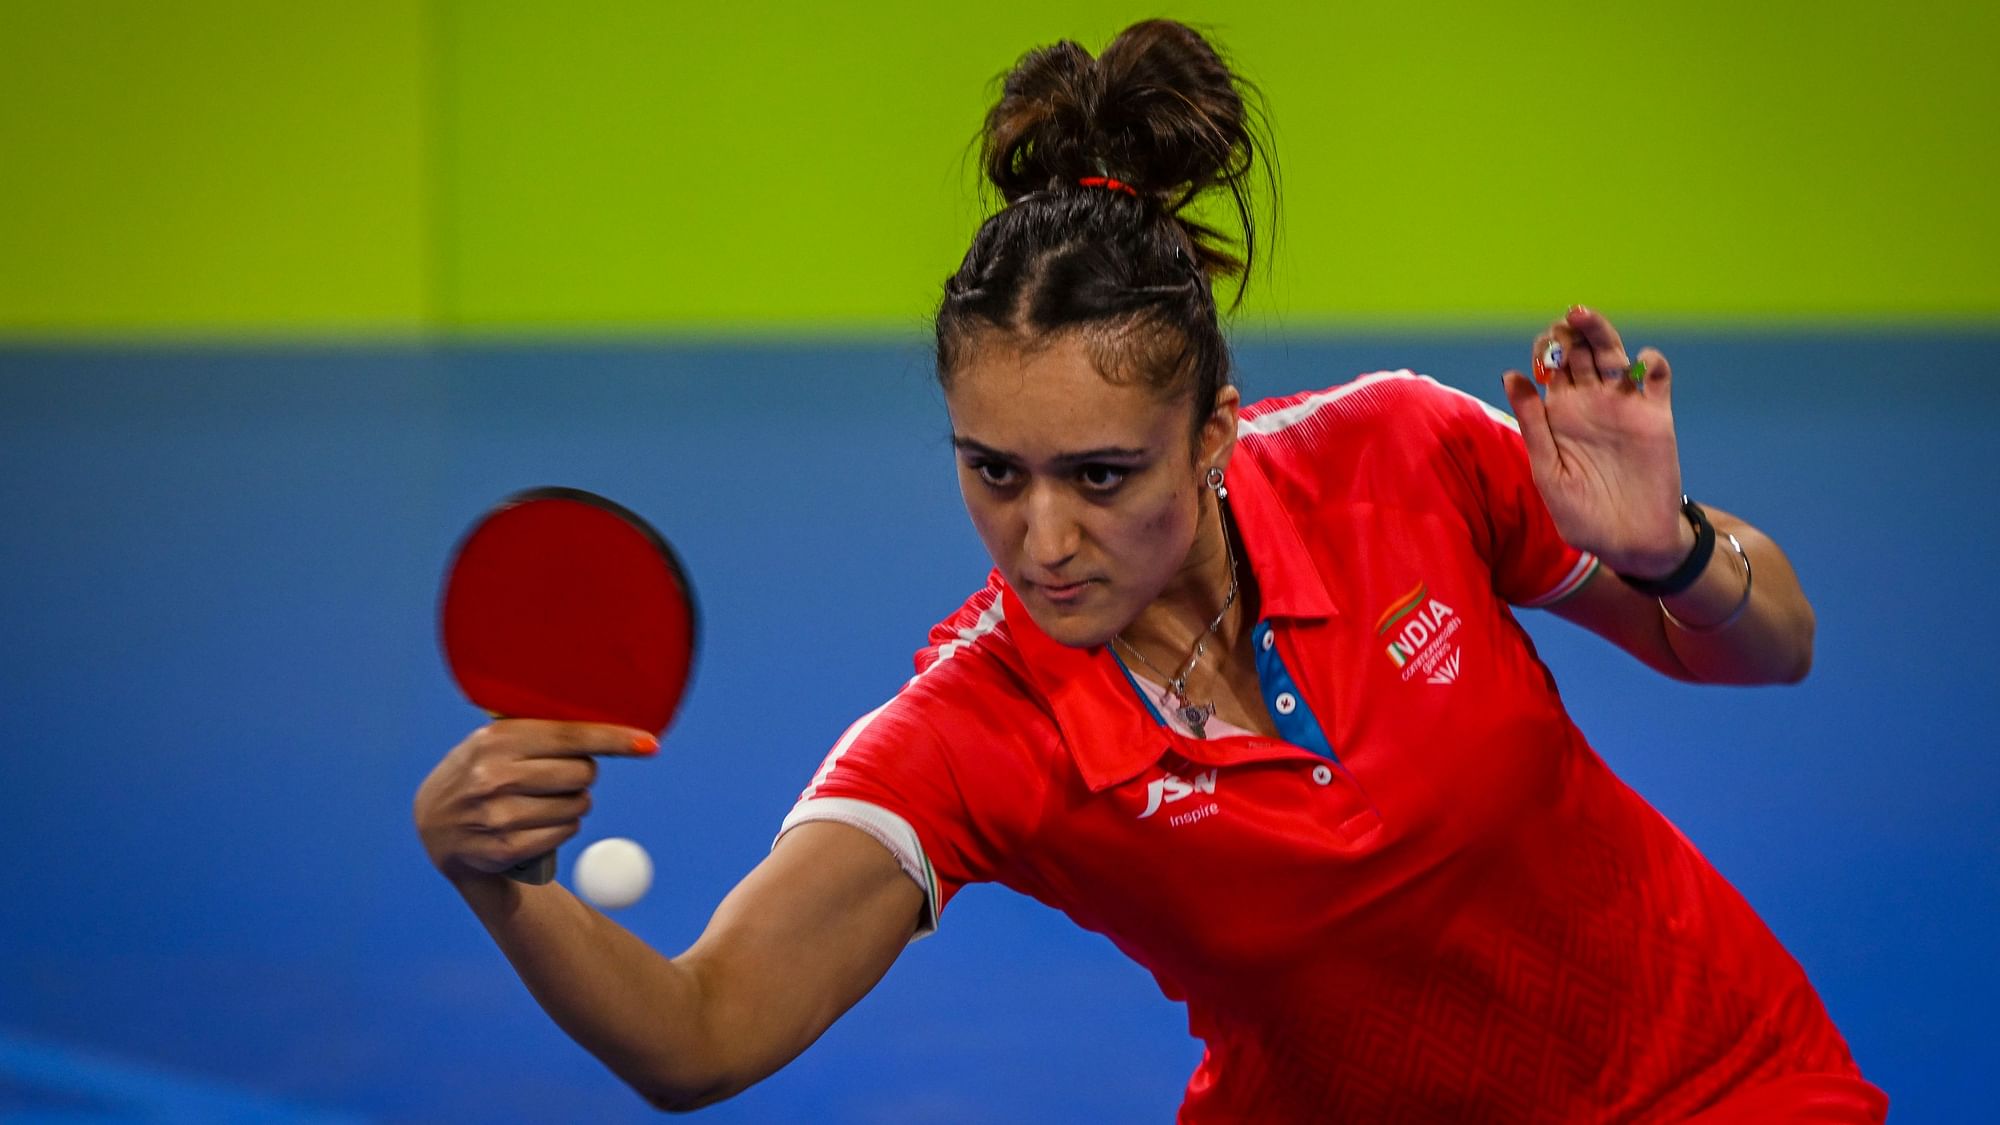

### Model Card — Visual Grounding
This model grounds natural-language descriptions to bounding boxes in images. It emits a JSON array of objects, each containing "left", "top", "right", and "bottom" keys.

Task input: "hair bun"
[{"left": 981, "top": 19, "right": 1267, "bottom": 281}]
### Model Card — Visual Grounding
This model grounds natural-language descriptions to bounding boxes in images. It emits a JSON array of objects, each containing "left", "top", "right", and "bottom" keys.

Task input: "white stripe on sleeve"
[
  {"left": 776, "top": 797, "right": 941, "bottom": 940},
  {"left": 1520, "top": 553, "right": 1602, "bottom": 608}
]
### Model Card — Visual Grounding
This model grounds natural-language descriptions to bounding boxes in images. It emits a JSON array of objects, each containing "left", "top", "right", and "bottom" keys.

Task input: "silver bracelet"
[{"left": 1660, "top": 531, "right": 1753, "bottom": 633}]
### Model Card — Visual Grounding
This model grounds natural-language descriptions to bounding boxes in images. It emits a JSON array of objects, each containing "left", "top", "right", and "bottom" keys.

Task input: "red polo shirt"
[{"left": 779, "top": 370, "right": 1886, "bottom": 1122}]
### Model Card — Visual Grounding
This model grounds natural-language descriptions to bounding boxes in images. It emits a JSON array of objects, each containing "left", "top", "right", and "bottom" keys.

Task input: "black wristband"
[{"left": 1618, "top": 497, "right": 1715, "bottom": 597}]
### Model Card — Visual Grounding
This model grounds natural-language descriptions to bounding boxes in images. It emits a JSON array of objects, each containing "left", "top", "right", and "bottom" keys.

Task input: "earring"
[{"left": 1205, "top": 466, "right": 1227, "bottom": 500}]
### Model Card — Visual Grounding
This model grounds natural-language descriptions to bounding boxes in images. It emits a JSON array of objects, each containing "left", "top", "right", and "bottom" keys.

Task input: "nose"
[{"left": 1022, "top": 482, "right": 1081, "bottom": 571}]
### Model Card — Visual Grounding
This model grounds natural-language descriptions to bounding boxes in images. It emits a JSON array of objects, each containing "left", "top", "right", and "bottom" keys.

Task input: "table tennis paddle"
[{"left": 439, "top": 487, "right": 698, "bottom": 884}]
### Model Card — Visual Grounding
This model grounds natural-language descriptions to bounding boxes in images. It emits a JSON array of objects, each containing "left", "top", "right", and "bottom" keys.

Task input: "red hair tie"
[{"left": 1078, "top": 176, "right": 1139, "bottom": 197}]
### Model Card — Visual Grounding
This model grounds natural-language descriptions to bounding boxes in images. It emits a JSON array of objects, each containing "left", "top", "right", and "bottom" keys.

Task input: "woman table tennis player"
[{"left": 414, "top": 19, "right": 1886, "bottom": 1121}]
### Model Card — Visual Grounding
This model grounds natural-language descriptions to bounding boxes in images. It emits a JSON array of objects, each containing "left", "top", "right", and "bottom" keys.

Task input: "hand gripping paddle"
[{"left": 439, "top": 487, "right": 698, "bottom": 884}]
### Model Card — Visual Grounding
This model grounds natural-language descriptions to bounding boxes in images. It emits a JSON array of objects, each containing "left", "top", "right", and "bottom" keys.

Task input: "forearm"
[
  {"left": 1653, "top": 509, "right": 1814, "bottom": 685},
  {"left": 450, "top": 823, "right": 920, "bottom": 1112},
  {"left": 455, "top": 874, "right": 725, "bottom": 1108}
]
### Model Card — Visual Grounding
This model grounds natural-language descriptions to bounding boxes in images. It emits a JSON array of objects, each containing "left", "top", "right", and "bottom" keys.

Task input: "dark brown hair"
[{"left": 934, "top": 19, "right": 1276, "bottom": 444}]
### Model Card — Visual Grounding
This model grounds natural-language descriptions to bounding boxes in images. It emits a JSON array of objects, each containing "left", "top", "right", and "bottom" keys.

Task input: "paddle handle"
[
  {"left": 480, "top": 708, "right": 559, "bottom": 885},
  {"left": 507, "top": 852, "right": 558, "bottom": 885}
]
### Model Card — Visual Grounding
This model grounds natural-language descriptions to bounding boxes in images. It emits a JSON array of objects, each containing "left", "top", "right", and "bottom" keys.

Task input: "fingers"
[
  {"left": 1566, "top": 304, "right": 1657, "bottom": 390},
  {"left": 1634, "top": 346, "right": 1672, "bottom": 400},
  {"left": 1501, "top": 370, "right": 1558, "bottom": 478},
  {"left": 1538, "top": 307, "right": 1657, "bottom": 393},
  {"left": 457, "top": 735, "right": 602, "bottom": 798},
  {"left": 1555, "top": 323, "right": 1600, "bottom": 384},
  {"left": 484, "top": 719, "right": 660, "bottom": 759},
  {"left": 418, "top": 719, "right": 654, "bottom": 882},
  {"left": 464, "top": 822, "right": 584, "bottom": 875},
  {"left": 509, "top": 755, "right": 598, "bottom": 795},
  {"left": 1565, "top": 305, "right": 1631, "bottom": 374},
  {"left": 1532, "top": 326, "right": 1596, "bottom": 387},
  {"left": 1532, "top": 324, "right": 1589, "bottom": 385},
  {"left": 470, "top": 791, "right": 593, "bottom": 834},
  {"left": 1530, "top": 336, "right": 1562, "bottom": 385}
]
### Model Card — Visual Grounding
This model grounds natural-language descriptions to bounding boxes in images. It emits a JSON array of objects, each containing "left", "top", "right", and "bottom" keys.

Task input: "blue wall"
[{"left": 2, "top": 332, "right": 1995, "bottom": 1121}]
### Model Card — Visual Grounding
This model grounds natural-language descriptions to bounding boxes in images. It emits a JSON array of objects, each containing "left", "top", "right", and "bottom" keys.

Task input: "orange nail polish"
[
  {"left": 631, "top": 735, "right": 659, "bottom": 755},
  {"left": 1532, "top": 339, "right": 1562, "bottom": 384}
]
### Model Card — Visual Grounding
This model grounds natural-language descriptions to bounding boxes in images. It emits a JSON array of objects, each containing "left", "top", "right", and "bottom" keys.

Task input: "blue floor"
[{"left": 2, "top": 329, "right": 1994, "bottom": 1122}]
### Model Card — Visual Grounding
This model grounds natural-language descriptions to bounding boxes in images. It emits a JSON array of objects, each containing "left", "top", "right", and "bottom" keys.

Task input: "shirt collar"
[
  {"left": 1223, "top": 443, "right": 1341, "bottom": 622},
  {"left": 1001, "top": 441, "right": 1342, "bottom": 792}
]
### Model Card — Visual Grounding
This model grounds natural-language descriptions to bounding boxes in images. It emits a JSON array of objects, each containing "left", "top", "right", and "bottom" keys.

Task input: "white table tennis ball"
[{"left": 572, "top": 837, "right": 653, "bottom": 909}]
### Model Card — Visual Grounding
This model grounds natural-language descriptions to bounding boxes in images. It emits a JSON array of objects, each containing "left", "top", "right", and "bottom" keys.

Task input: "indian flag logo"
[
  {"left": 1376, "top": 581, "right": 1429, "bottom": 668},
  {"left": 1375, "top": 579, "right": 1464, "bottom": 683}
]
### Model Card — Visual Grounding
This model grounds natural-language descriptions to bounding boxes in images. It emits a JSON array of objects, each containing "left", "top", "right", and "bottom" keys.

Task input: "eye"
[
  {"left": 1078, "top": 464, "right": 1130, "bottom": 492},
  {"left": 971, "top": 460, "right": 1018, "bottom": 488}
]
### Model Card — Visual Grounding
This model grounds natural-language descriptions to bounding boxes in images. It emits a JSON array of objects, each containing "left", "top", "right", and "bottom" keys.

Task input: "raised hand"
[{"left": 1500, "top": 306, "right": 1693, "bottom": 580}]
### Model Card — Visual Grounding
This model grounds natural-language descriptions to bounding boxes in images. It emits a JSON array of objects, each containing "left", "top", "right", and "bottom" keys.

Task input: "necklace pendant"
[{"left": 1179, "top": 702, "right": 1213, "bottom": 739}]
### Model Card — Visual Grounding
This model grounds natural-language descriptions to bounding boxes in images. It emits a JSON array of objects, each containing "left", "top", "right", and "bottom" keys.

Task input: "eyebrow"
[{"left": 951, "top": 436, "right": 1150, "bottom": 466}]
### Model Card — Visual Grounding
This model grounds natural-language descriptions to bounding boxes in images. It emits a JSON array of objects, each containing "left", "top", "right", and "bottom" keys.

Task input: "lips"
[{"left": 1034, "top": 578, "right": 1095, "bottom": 602}]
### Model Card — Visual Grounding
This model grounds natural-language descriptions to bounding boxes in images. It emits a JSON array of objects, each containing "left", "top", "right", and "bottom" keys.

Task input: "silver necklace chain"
[{"left": 1114, "top": 502, "right": 1240, "bottom": 737}]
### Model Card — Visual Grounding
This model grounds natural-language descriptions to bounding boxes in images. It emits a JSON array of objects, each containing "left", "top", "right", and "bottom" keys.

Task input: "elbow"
[
  {"left": 642, "top": 1074, "right": 746, "bottom": 1115},
  {"left": 644, "top": 1088, "right": 708, "bottom": 1112},
  {"left": 625, "top": 1035, "right": 750, "bottom": 1114},
  {"left": 644, "top": 1088, "right": 700, "bottom": 1115},
  {"left": 1754, "top": 617, "right": 1814, "bottom": 686},
  {"left": 1779, "top": 606, "right": 1816, "bottom": 685},
  {"left": 1778, "top": 644, "right": 1813, "bottom": 685},
  {"left": 630, "top": 959, "right": 756, "bottom": 1113},
  {"left": 644, "top": 1090, "right": 711, "bottom": 1115},
  {"left": 635, "top": 1047, "right": 755, "bottom": 1112}
]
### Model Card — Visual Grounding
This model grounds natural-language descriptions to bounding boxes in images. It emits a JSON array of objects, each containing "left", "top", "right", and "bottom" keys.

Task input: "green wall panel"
[
  {"left": 0, "top": 2, "right": 429, "bottom": 334},
  {"left": 2, "top": 1, "right": 1993, "bottom": 334},
  {"left": 439, "top": 0, "right": 1999, "bottom": 328}
]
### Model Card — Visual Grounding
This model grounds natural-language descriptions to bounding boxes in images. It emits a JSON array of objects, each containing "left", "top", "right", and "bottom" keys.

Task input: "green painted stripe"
[{"left": 1376, "top": 583, "right": 1430, "bottom": 635}]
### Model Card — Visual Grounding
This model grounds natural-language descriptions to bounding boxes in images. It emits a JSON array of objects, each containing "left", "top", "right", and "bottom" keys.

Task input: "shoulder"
[
  {"left": 828, "top": 572, "right": 1057, "bottom": 776},
  {"left": 796, "top": 574, "right": 1061, "bottom": 901},
  {"left": 1236, "top": 370, "right": 1521, "bottom": 504},
  {"left": 907, "top": 572, "right": 1040, "bottom": 714},
  {"left": 916, "top": 572, "right": 1013, "bottom": 677},
  {"left": 1237, "top": 368, "right": 1516, "bottom": 454}
]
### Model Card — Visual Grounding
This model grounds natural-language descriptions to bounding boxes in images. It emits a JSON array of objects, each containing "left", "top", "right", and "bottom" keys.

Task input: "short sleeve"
[
  {"left": 1429, "top": 381, "right": 1599, "bottom": 608},
  {"left": 776, "top": 676, "right": 1042, "bottom": 940}
]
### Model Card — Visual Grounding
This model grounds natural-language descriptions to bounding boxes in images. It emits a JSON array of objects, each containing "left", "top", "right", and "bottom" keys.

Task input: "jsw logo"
[{"left": 1139, "top": 769, "right": 1217, "bottom": 819}]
